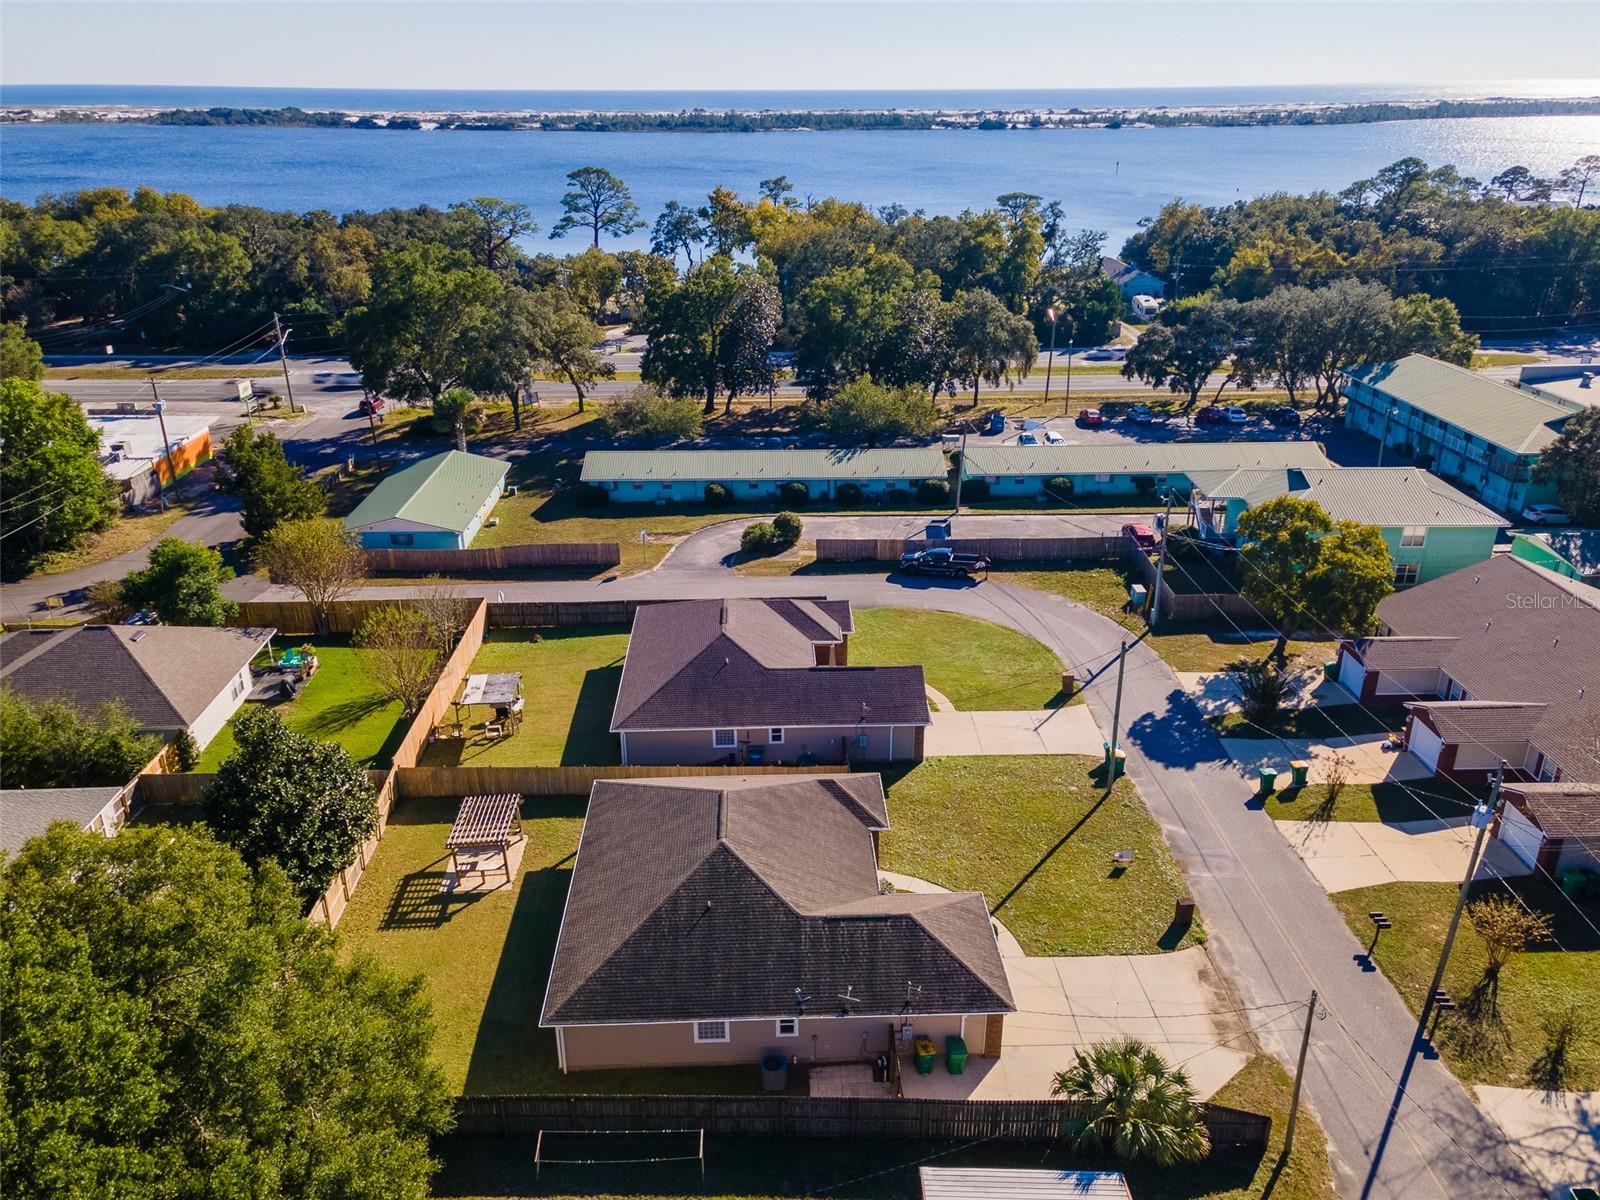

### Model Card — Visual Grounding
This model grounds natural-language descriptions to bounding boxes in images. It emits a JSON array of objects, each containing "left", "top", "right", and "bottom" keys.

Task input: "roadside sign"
[{"left": 237, "top": 379, "right": 254, "bottom": 403}]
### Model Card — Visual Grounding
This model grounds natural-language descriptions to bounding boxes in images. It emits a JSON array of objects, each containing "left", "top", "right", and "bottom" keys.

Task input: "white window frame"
[
  {"left": 389, "top": 532, "right": 414, "bottom": 547},
  {"left": 775, "top": 1017, "right": 799, "bottom": 1037},
  {"left": 1394, "top": 563, "right": 1420, "bottom": 587},
  {"left": 712, "top": 729, "right": 737, "bottom": 749},
  {"left": 1400, "top": 526, "right": 1428, "bottom": 547},
  {"left": 1095, "top": 472, "right": 1113, "bottom": 484},
  {"left": 693, "top": 1020, "right": 730, "bottom": 1044},
  {"left": 768, "top": 727, "right": 784, "bottom": 744}
]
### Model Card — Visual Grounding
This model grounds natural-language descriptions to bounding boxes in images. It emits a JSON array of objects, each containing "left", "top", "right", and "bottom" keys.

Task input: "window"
[
  {"left": 1095, "top": 473, "right": 1112, "bottom": 484},
  {"left": 1400, "top": 526, "right": 1427, "bottom": 547},
  {"left": 1538, "top": 756, "right": 1559, "bottom": 782},
  {"left": 632, "top": 482, "right": 645, "bottom": 490},
  {"left": 230, "top": 675, "right": 246, "bottom": 701},
  {"left": 1394, "top": 563, "right": 1420, "bottom": 587},
  {"left": 775, "top": 1017, "right": 799, "bottom": 1037},
  {"left": 712, "top": 729, "right": 737, "bottom": 749},
  {"left": 389, "top": 532, "right": 414, "bottom": 547},
  {"left": 768, "top": 728, "right": 784, "bottom": 744},
  {"left": 693, "top": 1020, "right": 730, "bottom": 1043}
]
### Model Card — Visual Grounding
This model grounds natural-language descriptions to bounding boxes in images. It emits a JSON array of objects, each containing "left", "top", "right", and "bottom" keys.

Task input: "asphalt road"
[{"left": 220, "top": 564, "right": 1539, "bottom": 1200}]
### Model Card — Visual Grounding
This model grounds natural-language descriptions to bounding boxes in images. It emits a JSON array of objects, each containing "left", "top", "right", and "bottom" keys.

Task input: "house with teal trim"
[
  {"left": 960, "top": 441, "right": 1332, "bottom": 500},
  {"left": 1187, "top": 466, "right": 1508, "bottom": 587},
  {"left": 1510, "top": 529, "right": 1600, "bottom": 584},
  {"left": 1340, "top": 355, "right": 1579, "bottom": 515},
  {"left": 343, "top": 450, "right": 508, "bottom": 550},
  {"left": 580, "top": 447, "right": 949, "bottom": 504}
]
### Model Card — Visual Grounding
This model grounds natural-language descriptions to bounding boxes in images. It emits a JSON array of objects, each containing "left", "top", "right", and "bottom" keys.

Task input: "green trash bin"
[
  {"left": 1323, "top": 658, "right": 1340, "bottom": 683},
  {"left": 914, "top": 1036, "right": 937, "bottom": 1075},
  {"left": 1257, "top": 767, "right": 1278, "bottom": 796},
  {"left": 945, "top": 1035, "right": 969, "bottom": 1075},
  {"left": 1289, "top": 760, "right": 1309, "bottom": 788}
]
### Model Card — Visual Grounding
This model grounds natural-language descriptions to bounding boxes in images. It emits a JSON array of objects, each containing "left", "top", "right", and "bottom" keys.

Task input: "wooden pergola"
[{"left": 445, "top": 793, "right": 524, "bottom": 886}]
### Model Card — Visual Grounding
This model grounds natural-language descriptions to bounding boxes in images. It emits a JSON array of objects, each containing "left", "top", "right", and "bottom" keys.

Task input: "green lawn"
[
  {"left": 994, "top": 563, "right": 1335, "bottom": 675},
  {"left": 849, "top": 608, "right": 1070, "bottom": 710},
  {"left": 1208, "top": 704, "right": 1406, "bottom": 740},
  {"left": 1333, "top": 880, "right": 1600, "bottom": 1089},
  {"left": 879, "top": 757, "right": 1203, "bottom": 956},
  {"left": 432, "top": 1053, "right": 1333, "bottom": 1200},
  {"left": 337, "top": 795, "right": 759, "bottom": 1097},
  {"left": 1264, "top": 777, "right": 1487, "bottom": 823},
  {"left": 417, "top": 628, "right": 628, "bottom": 768},
  {"left": 28, "top": 500, "right": 191, "bottom": 577},
  {"left": 195, "top": 640, "right": 413, "bottom": 770}
]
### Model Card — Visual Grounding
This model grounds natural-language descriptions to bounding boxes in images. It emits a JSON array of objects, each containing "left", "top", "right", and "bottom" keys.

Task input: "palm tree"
[{"left": 1050, "top": 1039, "right": 1210, "bottom": 1165}]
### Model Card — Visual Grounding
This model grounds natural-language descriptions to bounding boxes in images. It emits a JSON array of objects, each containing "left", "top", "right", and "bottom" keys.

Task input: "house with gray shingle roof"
[
  {"left": 1187, "top": 466, "right": 1508, "bottom": 586},
  {"left": 1334, "top": 557, "right": 1599, "bottom": 870},
  {"left": 0, "top": 785, "right": 136, "bottom": 855},
  {"left": 611, "top": 598, "right": 930, "bottom": 766},
  {"left": 541, "top": 774, "right": 1013, "bottom": 1073},
  {"left": 1340, "top": 354, "right": 1579, "bottom": 515},
  {"left": 0, "top": 624, "right": 274, "bottom": 751},
  {"left": 343, "top": 450, "right": 508, "bottom": 549}
]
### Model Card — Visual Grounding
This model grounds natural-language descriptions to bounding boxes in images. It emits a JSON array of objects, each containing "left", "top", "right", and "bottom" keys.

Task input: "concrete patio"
[
  {"left": 1477, "top": 1086, "right": 1600, "bottom": 1195},
  {"left": 924, "top": 705, "right": 1104, "bottom": 757},
  {"left": 1275, "top": 818, "right": 1531, "bottom": 892}
]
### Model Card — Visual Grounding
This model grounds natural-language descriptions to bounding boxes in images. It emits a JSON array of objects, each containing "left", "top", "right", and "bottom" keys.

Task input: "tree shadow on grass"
[
  {"left": 298, "top": 694, "right": 393, "bottom": 738},
  {"left": 562, "top": 664, "right": 624, "bottom": 766}
]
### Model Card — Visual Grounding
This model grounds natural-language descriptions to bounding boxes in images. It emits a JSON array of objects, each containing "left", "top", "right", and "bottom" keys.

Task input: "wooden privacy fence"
[
  {"left": 307, "top": 767, "right": 399, "bottom": 927},
  {"left": 388, "top": 599, "right": 489, "bottom": 770},
  {"left": 234, "top": 598, "right": 401, "bottom": 637},
  {"left": 816, "top": 535, "right": 1128, "bottom": 563},
  {"left": 484, "top": 596, "right": 838, "bottom": 630},
  {"left": 450, "top": 1093, "right": 1271, "bottom": 1149},
  {"left": 1124, "top": 543, "right": 1277, "bottom": 628},
  {"left": 364, "top": 542, "right": 620, "bottom": 574},
  {"left": 396, "top": 763, "right": 833, "bottom": 799}
]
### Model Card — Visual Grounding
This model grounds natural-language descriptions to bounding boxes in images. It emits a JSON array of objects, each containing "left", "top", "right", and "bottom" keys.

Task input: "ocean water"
[{"left": 2, "top": 110, "right": 1596, "bottom": 251}]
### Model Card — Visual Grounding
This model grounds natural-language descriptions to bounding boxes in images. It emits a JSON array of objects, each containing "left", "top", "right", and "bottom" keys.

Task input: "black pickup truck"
[{"left": 896, "top": 547, "right": 991, "bottom": 579}]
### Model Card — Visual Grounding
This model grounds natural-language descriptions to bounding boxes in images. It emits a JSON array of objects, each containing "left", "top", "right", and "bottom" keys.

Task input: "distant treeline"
[{"left": 8, "top": 96, "right": 1600, "bottom": 132}]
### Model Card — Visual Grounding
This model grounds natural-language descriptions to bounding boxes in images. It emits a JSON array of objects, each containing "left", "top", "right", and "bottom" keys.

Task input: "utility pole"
[
  {"left": 1416, "top": 762, "right": 1505, "bottom": 1046},
  {"left": 1106, "top": 639, "right": 1128, "bottom": 786},
  {"left": 272, "top": 313, "right": 299, "bottom": 413},
  {"left": 1063, "top": 311, "right": 1075, "bottom": 416},
  {"left": 149, "top": 381, "right": 175, "bottom": 513},
  {"left": 1042, "top": 305, "right": 1059, "bottom": 412},
  {"left": 1283, "top": 990, "right": 1318, "bottom": 1159},
  {"left": 1144, "top": 488, "right": 1177, "bottom": 625},
  {"left": 953, "top": 428, "right": 968, "bottom": 511}
]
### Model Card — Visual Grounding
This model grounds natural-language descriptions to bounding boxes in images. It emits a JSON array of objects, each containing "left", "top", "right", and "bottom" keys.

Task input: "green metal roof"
[
  {"left": 580, "top": 447, "right": 949, "bottom": 482},
  {"left": 343, "top": 450, "right": 508, "bottom": 534},
  {"left": 1190, "top": 466, "right": 1509, "bottom": 528},
  {"left": 1343, "top": 355, "right": 1574, "bottom": 456},
  {"left": 963, "top": 441, "right": 1331, "bottom": 478}
]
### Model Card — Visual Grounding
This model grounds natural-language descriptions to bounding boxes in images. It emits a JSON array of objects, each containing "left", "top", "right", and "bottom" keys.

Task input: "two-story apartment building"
[{"left": 1341, "top": 355, "right": 1578, "bottom": 515}]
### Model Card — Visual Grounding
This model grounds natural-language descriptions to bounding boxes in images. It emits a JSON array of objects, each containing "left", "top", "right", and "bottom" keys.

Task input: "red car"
[
  {"left": 1196, "top": 405, "right": 1228, "bottom": 426},
  {"left": 359, "top": 394, "right": 386, "bottom": 416},
  {"left": 1077, "top": 407, "right": 1104, "bottom": 427},
  {"left": 1122, "top": 523, "right": 1157, "bottom": 551}
]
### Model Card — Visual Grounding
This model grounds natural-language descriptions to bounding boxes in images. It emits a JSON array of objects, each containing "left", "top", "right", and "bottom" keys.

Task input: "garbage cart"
[
  {"left": 914, "top": 1036, "right": 937, "bottom": 1075},
  {"left": 945, "top": 1035, "right": 969, "bottom": 1075}
]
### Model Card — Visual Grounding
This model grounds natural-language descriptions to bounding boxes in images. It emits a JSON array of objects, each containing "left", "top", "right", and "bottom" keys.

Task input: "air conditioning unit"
[
  {"left": 487, "top": 516, "right": 500, "bottom": 527},
  {"left": 504, "top": 485, "right": 518, "bottom": 497}
]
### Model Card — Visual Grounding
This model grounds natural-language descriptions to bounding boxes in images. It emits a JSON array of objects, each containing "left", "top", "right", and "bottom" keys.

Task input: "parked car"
[
  {"left": 1081, "top": 346, "right": 1128, "bottom": 361},
  {"left": 1224, "top": 406, "right": 1250, "bottom": 424},
  {"left": 1520, "top": 503, "right": 1570, "bottom": 525},
  {"left": 1017, "top": 431, "right": 1039, "bottom": 446},
  {"left": 984, "top": 410, "right": 1007, "bottom": 435},
  {"left": 1267, "top": 406, "right": 1302, "bottom": 427},
  {"left": 1121, "top": 523, "right": 1158, "bottom": 551},
  {"left": 1196, "top": 406, "right": 1228, "bottom": 426},
  {"left": 358, "top": 394, "right": 386, "bottom": 415},
  {"left": 1043, "top": 429, "right": 1066, "bottom": 445},
  {"left": 896, "top": 547, "right": 991, "bottom": 579},
  {"left": 1077, "top": 408, "right": 1104, "bottom": 428},
  {"left": 1128, "top": 404, "right": 1154, "bottom": 424}
]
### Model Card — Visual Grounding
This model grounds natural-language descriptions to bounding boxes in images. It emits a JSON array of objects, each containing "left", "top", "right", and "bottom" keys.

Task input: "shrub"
[
  {"left": 603, "top": 384, "right": 704, "bottom": 441},
  {"left": 961, "top": 478, "right": 991, "bottom": 501},
  {"left": 741, "top": 522, "right": 778, "bottom": 555},
  {"left": 173, "top": 730, "right": 200, "bottom": 773},
  {"left": 771, "top": 511, "right": 803, "bottom": 545},
  {"left": 574, "top": 482, "right": 611, "bottom": 508},
  {"left": 1131, "top": 474, "right": 1157, "bottom": 495},
  {"left": 887, "top": 487, "right": 911, "bottom": 504},
  {"left": 918, "top": 478, "right": 951, "bottom": 504},
  {"left": 819, "top": 377, "right": 938, "bottom": 444},
  {"left": 779, "top": 481, "right": 810, "bottom": 506},
  {"left": 836, "top": 481, "right": 864, "bottom": 505},
  {"left": 704, "top": 482, "right": 732, "bottom": 507},
  {"left": 1045, "top": 476, "right": 1076, "bottom": 500}
]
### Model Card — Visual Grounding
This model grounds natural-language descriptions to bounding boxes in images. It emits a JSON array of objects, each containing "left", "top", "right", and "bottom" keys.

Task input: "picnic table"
[{"left": 446, "top": 672, "right": 524, "bottom": 739}]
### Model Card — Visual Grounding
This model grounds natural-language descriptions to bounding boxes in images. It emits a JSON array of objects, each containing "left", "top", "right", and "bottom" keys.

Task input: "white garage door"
[
  {"left": 1497, "top": 805, "right": 1545, "bottom": 869},
  {"left": 1408, "top": 718, "right": 1444, "bottom": 772},
  {"left": 1338, "top": 650, "right": 1366, "bottom": 699}
]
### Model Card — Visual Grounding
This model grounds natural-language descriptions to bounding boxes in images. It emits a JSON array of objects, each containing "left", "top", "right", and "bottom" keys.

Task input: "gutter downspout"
[{"left": 556, "top": 1026, "right": 567, "bottom": 1074}]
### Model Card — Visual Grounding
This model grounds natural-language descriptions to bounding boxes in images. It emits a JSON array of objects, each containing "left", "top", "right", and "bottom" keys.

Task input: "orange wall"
[{"left": 153, "top": 429, "right": 214, "bottom": 484}]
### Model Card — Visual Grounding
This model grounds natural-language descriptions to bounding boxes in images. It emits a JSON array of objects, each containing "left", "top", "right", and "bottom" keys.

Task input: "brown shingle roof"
[
  {"left": 1501, "top": 783, "right": 1600, "bottom": 844},
  {"left": 0, "top": 625, "right": 274, "bottom": 731},
  {"left": 542, "top": 775, "right": 1013, "bottom": 1026},
  {"left": 1374, "top": 557, "right": 1599, "bottom": 782},
  {"left": 1351, "top": 636, "right": 1460, "bottom": 671},
  {"left": 610, "top": 599, "right": 928, "bottom": 732},
  {"left": 1409, "top": 701, "right": 1550, "bottom": 744}
]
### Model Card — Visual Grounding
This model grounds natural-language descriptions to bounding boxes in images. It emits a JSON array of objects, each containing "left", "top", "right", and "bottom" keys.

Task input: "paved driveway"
[
  {"left": 1276, "top": 819, "right": 1532, "bottom": 893},
  {"left": 925, "top": 705, "right": 1104, "bottom": 757},
  {"left": 1477, "top": 1087, "right": 1600, "bottom": 1194},
  {"left": 1221, "top": 734, "right": 1434, "bottom": 786}
]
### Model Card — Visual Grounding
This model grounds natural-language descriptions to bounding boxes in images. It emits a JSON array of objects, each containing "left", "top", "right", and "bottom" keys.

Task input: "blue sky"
[{"left": 2, "top": 1, "right": 1597, "bottom": 92}]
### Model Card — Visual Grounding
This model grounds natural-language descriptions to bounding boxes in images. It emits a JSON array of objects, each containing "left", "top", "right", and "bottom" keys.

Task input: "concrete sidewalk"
[
  {"left": 1276, "top": 818, "right": 1532, "bottom": 892},
  {"left": 1477, "top": 1087, "right": 1600, "bottom": 1194},
  {"left": 925, "top": 705, "right": 1104, "bottom": 756}
]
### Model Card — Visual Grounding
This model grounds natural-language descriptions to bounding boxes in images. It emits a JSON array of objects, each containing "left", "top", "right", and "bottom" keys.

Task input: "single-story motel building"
[
  {"left": 343, "top": 449, "right": 508, "bottom": 550},
  {"left": 960, "top": 441, "right": 1334, "bottom": 499},
  {"left": 1341, "top": 354, "right": 1578, "bottom": 515},
  {"left": 580, "top": 447, "right": 950, "bottom": 503},
  {"left": 1188, "top": 465, "right": 1507, "bottom": 587}
]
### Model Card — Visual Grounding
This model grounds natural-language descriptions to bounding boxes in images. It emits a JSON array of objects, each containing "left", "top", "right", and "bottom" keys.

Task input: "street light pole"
[
  {"left": 149, "top": 382, "right": 175, "bottom": 513},
  {"left": 1042, "top": 306, "right": 1058, "bottom": 412},
  {"left": 953, "top": 428, "right": 968, "bottom": 512},
  {"left": 272, "top": 312, "right": 299, "bottom": 414},
  {"left": 1063, "top": 313, "right": 1076, "bottom": 417}
]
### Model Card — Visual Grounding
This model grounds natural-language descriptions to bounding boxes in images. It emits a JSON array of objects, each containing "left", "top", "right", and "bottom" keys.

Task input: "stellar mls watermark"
[{"left": 1505, "top": 591, "right": 1599, "bottom": 612}]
